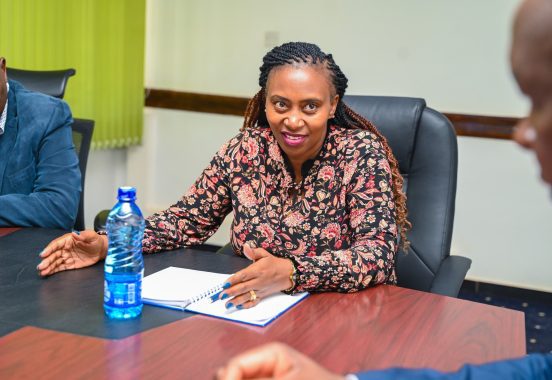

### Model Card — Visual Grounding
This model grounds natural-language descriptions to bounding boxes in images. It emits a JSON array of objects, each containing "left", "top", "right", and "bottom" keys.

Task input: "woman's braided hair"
[{"left": 242, "top": 42, "right": 411, "bottom": 251}]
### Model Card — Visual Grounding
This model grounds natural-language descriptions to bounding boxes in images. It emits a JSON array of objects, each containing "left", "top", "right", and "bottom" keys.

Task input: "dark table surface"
[
  {"left": 0, "top": 228, "right": 249, "bottom": 339},
  {"left": 0, "top": 228, "right": 527, "bottom": 379}
]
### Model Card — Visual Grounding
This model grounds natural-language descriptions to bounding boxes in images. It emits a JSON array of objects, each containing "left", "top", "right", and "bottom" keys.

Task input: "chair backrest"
[
  {"left": 344, "top": 95, "right": 458, "bottom": 293},
  {"left": 71, "top": 119, "right": 95, "bottom": 231},
  {"left": 6, "top": 68, "right": 76, "bottom": 99}
]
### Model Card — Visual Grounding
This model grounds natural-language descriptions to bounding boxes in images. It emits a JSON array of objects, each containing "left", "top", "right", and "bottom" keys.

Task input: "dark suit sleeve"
[
  {"left": 355, "top": 354, "right": 552, "bottom": 380},
  {"left": 0, "top": 101, "right": 81, "bottom": 229}
]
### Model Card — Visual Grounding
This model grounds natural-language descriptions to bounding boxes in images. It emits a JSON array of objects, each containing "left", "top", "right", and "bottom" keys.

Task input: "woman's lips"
[{"left": 282, "top": 132, "right": 307, "bottom": 147}]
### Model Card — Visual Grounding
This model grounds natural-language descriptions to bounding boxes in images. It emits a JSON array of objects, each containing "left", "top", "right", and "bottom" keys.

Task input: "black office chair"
[
  {"left": 218, "top": 96, "right": 471, "bottom": 297},
  {"left": 6, "top": 67, "right": 93, "bottom": 230},
  {"left": 6, "top": 67, "right": 76, "bottom": 99},
  {"left": 342, "top": 95, "right": 471, "bottom": 297},
  {"left": 71, "top": 119, "right": 95, "bottom": 231}
]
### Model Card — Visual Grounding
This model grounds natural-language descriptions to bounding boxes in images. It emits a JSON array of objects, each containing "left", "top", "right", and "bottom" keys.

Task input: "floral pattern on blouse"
[{"left": 143, "top": 124, "right": 398, "bottom": 293}]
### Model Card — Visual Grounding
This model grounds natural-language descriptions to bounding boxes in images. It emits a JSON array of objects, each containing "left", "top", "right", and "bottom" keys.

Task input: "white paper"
[{"left": 142, "top": 267, "right": 229, "bottom": 309}]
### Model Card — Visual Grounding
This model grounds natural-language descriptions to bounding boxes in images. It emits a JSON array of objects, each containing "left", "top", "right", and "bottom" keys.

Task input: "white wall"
[
  {"left": 85, "top": 0, "right": 552, "bottom": 291},
  {"left": 84, "top": 149, "right": 127, "bottom": 228}
]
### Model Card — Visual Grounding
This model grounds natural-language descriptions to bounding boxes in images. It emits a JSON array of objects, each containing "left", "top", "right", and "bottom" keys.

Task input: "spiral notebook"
[{"left": 142, "top": 267, "right": 308, "bottom": 327}]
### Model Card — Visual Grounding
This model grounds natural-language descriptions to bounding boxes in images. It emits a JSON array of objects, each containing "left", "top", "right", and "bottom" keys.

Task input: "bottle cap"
[{"left": 118, "top": 186, "right": 137, "bottom": 201}]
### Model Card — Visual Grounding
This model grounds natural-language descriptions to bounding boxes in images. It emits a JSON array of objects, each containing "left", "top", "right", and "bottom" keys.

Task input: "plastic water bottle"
[{"left": 104, "top": 186, "right": 145, "bottom": 319}]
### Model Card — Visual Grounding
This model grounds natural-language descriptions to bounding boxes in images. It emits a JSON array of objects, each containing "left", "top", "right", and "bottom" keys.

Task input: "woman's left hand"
[{"left": 219, "top": 244, "right": 294, "bottom": 310}]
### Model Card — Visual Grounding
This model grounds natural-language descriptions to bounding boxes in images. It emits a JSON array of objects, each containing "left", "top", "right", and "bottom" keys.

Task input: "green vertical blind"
[{"left": 0, "top": 0, "right": 145, "bottom": 148}]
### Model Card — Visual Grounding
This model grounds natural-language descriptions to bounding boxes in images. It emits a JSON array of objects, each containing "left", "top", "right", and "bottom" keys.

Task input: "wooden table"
[
  {"left": 0, "top": 227, "right": 20, "bottom": 237},
  {"left": 0, "top": 228, "right": 526, "bottom": 379}
]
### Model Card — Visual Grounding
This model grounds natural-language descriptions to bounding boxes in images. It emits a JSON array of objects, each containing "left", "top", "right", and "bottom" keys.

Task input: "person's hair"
[{"left": 242, "top": 42, "right": 411, "bottom": 251}]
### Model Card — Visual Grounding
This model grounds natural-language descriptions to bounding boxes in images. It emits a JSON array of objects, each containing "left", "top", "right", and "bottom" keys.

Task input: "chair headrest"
[
  {"left": 343, "top": 95, "right": 426, "bottom": 173},
  {"left": 6, "top": 67, "right": 76, "bottom": 99}
]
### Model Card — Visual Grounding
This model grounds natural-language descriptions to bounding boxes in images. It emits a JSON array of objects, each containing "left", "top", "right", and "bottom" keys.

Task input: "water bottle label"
[
  {"left": 128, "top": 283, "right": 136, "bottom": 304},
  {"left": 104, "top": 277, "right": 142, "bottom": 307}
]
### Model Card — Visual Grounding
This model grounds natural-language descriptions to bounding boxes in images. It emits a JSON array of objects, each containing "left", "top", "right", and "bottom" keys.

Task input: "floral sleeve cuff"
[{"left": 282, "top": 256, "right": 301, "bottom": 294}]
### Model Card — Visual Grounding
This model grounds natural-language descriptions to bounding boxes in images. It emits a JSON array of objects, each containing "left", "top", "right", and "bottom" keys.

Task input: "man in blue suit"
[
  {"left": 0, "top": 57, "right": 81, "bottom": 230},
  {"left": 216, "top": 0, "right": 552, "bottom": 379}
]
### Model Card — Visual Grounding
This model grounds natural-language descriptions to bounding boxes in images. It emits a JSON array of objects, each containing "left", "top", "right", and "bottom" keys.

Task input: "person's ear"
[
  {"left": 329, "top": 95, "right": 339, "bottom": 118},
  {"left": 0, "top": 57, "right": 7, "bottom": 80}
]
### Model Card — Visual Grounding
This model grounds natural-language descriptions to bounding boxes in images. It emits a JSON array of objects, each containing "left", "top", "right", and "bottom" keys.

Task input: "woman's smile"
[{"left": 281, "top": 131, "right": 307, "bottom": 147}]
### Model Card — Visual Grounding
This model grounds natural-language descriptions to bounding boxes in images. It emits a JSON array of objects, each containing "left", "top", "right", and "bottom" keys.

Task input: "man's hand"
[{"left": 216, "top": 342, "right": 344, "bottom": 380}]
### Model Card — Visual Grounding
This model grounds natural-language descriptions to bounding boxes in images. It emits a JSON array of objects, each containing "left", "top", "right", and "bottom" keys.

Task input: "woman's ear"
[{"left": 330, "top": 95, "right": 339, "bottom": 118}]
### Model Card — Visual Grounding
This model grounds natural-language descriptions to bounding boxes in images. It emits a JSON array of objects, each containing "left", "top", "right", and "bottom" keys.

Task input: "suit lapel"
[{"left": 0, "top": 87, "right": 18, "bottom": 192}]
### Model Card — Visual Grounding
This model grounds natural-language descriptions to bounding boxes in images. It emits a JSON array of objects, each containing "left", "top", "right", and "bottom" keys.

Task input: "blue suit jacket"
[
  {"left": 0, "top": 80, "right": 81, "bottom": 229},
  {"left": 356, "top": 353, "right": 552, "bottom": 380}
]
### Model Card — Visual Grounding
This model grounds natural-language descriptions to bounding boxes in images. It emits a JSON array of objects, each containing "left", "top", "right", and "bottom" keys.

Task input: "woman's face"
[{"left": 265, "top": 64, "right": 338, "bottom": 166}]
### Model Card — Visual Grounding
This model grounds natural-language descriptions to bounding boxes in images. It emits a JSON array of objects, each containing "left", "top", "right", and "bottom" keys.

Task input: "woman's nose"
[{"left": 284, "top": 113, "right": 305, "bottom": 129}]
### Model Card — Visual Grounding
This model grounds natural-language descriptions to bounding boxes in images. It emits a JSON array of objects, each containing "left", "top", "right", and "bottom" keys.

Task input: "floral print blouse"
[{"left": 143, "top": 124, "right": 398, "bottom": 293}]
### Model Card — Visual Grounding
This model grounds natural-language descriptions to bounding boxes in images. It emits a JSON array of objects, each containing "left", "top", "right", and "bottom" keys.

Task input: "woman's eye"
[
  {"left": 304, "top": 103, "right": 318, "bottom": 112},
  {"left": 274, "top": 101, "right": 287, "bottom": 109}
]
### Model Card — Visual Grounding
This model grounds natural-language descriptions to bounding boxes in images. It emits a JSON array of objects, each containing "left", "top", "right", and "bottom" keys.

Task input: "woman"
[{"left": 37, "top": 42, "right": 410, "bottom": 310}]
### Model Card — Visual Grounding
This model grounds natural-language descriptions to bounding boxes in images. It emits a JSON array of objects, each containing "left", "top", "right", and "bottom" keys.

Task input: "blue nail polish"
[
  {"left": 221, "top": 293, "right": 229, "bottom": 300},
  {"left": 72, "top": 230, "right": 80, "bottom": 235},
  {"left": 226, "top": 302, "right": 233, "bottom": 309},
  {"left": 236, "top": 304, "right": 243, "bottom": 310},
  {"left": 223, "top": 282, "right": 231, "bottom": 289},
  {"left": 210, "top": 291, "right": 222, "bottom": 302}
]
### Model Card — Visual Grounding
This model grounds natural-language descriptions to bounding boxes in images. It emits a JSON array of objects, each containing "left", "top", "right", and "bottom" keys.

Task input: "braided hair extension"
[{"left": 242, "top": 42, "right": 411, "bottom": 251}]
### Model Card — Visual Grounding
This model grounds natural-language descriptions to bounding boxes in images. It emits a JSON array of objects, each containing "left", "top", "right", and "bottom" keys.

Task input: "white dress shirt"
[{"left": 0, "top": 82, "right": 9, "bottom": 135}]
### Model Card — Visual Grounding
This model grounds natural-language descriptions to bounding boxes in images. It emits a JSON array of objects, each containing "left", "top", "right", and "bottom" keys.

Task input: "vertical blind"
[{"left": 0, "top": 0, "right": 146, "bottom": 148}]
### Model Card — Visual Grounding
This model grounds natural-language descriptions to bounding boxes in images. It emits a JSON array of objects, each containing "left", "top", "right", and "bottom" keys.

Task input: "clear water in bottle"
[{"left": 104, "top": 186, "right": 145, "bottom": 319}]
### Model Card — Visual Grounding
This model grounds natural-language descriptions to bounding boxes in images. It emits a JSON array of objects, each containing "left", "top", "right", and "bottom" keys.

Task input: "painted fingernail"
[
  {"left": 236, "top": 304, "right": 243, "bottom": 310},
  {"left": 225, "top": 302, "right": 233, "bottom": 309},
  {"left": 72, "top": 230, "right": 80, "bottom": 235},
  {"left": 221, "top": 293, "right": 229, "bottom": 300},
  {"left": 223, "top": 282, "right": 231, "bottom": 289},
  {"left": 524, "top": 127, "right": 537, "bottom": 142},
  {"left": 210, "top": 291, "right": 222, "bottom": 302}
]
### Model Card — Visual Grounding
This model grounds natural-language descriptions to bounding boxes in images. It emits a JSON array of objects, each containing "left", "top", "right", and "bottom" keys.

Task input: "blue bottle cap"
[{"left": 117, "top": 186, "right": 137, "bottom": 201}]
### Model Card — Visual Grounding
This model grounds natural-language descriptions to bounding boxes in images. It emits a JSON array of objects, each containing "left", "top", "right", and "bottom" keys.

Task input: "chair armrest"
[
  {"left": 430, "top": 255, "right": 472, "bottom": 297},
  {"left": 217, "top": 243, "right": 234, "bottom": 256},
  {"left": 93, "top": 210, "right": 110, "bottom": 232}
]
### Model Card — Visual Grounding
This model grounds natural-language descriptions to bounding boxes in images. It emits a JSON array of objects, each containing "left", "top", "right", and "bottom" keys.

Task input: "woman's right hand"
[{"left": 37, "top": 230, "right": 108, "bottom": 277}]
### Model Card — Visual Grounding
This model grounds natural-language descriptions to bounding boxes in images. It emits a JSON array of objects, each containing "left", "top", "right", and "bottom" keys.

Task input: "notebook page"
[
  {"left": 187, "top": 291, "right": 308, "bottom": 326},
  {"left": 142, "top": 267, "right": 230, "bottom": 307}
]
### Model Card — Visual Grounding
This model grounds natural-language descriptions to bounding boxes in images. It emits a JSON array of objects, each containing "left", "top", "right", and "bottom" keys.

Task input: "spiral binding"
[{"left": 189, "top": 282, "right": 225, "bottom": 304}]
